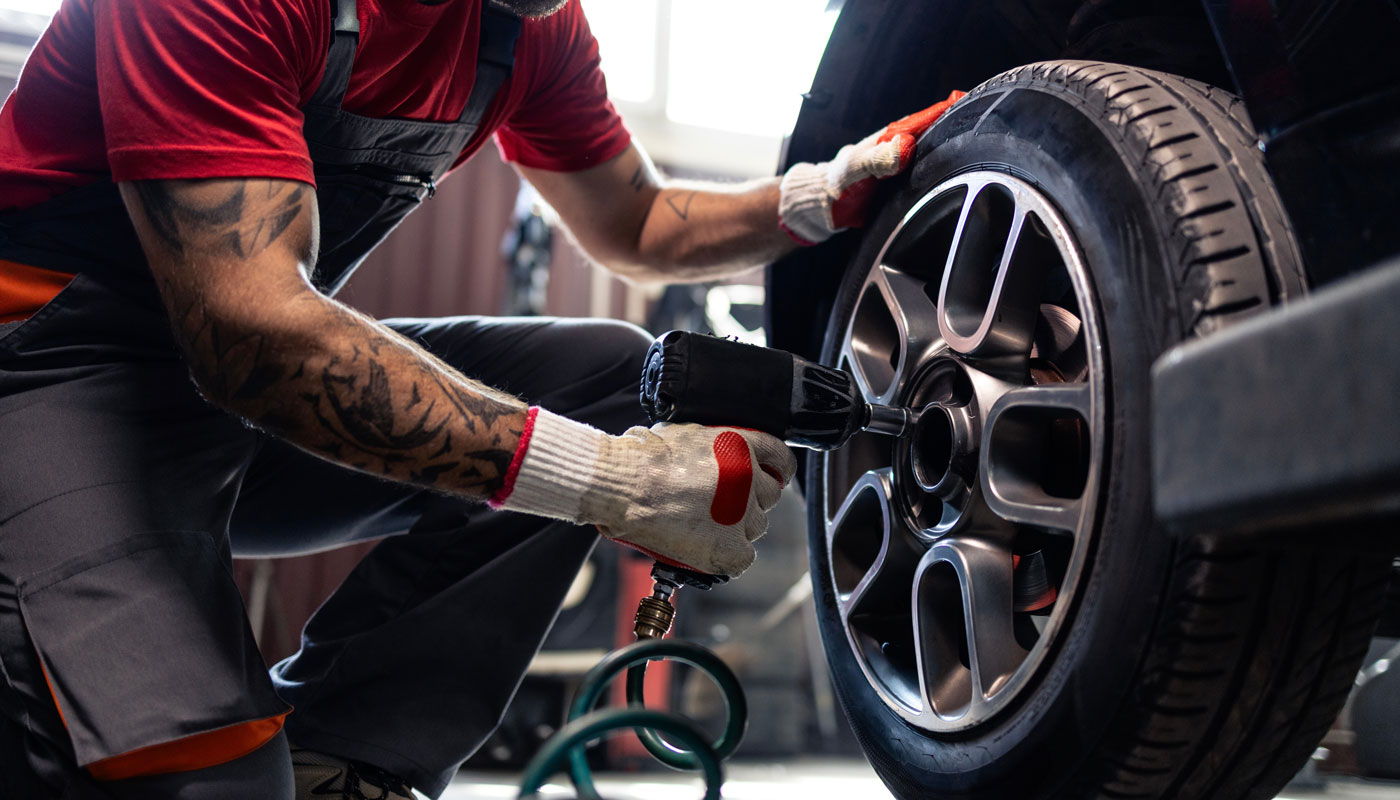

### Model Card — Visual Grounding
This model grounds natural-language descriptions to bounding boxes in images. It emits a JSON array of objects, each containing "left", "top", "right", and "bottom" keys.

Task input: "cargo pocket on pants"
[{"left": 16, "top": 531, "right": 290, "bottom": 772}]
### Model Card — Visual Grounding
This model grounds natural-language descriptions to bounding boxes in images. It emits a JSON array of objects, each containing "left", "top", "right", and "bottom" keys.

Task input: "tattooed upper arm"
[
  {"left": 118, "top": 178, "right": 320, "bottom": 405},
  {"left": 515, "top": 143, "right": 660, "bottom": 268},
  {"left": 122, "top": 178, "right": 317, "bottom": 275}
]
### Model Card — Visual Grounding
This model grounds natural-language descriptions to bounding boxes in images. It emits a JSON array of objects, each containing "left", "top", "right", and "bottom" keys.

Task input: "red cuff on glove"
[{"left": 488, "top": 406, "right": 540, "bottom": 508}]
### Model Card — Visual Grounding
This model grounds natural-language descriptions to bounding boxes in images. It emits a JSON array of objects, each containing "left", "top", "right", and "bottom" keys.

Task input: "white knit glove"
[
  {"left": 779, "top": 90, "right": 965, "bottom": 246},
  {"left": 490, "top": 408, "right": 798, "bottom": 578}
]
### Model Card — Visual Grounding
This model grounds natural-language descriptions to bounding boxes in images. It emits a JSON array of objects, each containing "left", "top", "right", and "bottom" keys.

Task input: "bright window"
[
  {"left": 579, "top": 0, "right": 659, "bottom": 105},
  {"left": 666, "top": 0, "right": 835, "bottom": 137},
  {"left": 581, "top": 0, "right": 837, "bottom": 175},
  {"left": 0, "top": 0, "right": 58, "bottom": 14}
]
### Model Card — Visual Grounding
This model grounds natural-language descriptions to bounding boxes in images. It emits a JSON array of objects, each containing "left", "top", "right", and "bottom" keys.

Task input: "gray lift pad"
[{"left": 1152, "top": 258, "right": 1400, "bottom": 535}]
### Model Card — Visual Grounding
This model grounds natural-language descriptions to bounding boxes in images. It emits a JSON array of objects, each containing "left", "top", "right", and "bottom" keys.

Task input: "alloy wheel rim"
[{"left": 824, "top": 171, "right": 1106, "bottom": 732}]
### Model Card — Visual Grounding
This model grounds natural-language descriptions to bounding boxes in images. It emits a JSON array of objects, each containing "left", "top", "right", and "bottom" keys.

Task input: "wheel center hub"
[
  {"left": 910, "top": 406, "right": 956, "bottom": 491},
  {"left": 910, "top": 403, "right": 976, "bottom": 496},
  {"left": 894, "top": 356, "right": 981, "bottom": 539}
]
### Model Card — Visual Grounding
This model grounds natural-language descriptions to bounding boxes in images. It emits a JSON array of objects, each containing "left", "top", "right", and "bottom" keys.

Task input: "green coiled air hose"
[{"left": 517, "top": 638, "right": 747, "bottom": 800}]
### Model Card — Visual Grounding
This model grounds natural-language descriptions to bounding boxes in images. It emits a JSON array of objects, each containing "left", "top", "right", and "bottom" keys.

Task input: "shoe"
[{"left": 291, "top": 746, "right": 416, "bottom": 800}]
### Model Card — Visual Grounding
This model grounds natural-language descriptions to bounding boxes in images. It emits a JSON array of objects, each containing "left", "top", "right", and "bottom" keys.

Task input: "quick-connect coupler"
[
  {"left": 635, "top": 567, "right": 680, "bottom": 639},
  {"left": 634, "top": 563, "right": 728, "bottom": 639},
  {"left": 634, "top": 589, "right": 676, "bottom": 640}
]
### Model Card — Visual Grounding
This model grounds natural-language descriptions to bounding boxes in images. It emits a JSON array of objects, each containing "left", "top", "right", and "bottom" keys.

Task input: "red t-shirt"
[
  {"left": 0, "top": 0, "right": 630, "bottom": 210},
  {"left": 0, "top": 0, "right": 630, "bottom": 321}
]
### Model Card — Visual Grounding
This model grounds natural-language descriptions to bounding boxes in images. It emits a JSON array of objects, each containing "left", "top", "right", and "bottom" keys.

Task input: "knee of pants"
[
  {"left": 555, "top": 319, "right": 653, "bottom": 433},
  {"left": 598, "top": 319, "right": 654, "bottom": 424},
  {"left": 96, "top": 730, "right": 292, "bottom": 800},
  {"left": 589, "top": 318, "right": 654, "bottom": 385}
]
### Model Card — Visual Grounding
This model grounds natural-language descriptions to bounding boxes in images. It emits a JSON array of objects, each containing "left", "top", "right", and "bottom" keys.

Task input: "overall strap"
[
  {"left": 308, "top": 0, "right": 360, "bottom": 109},
  {"left": 458, "top": 5, "right": 523, "bottom": 126}
]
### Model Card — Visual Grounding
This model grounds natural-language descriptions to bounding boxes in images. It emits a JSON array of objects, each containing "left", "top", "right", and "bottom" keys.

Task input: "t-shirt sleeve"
[
  {"left": 95, "top": 0, "right": 321, "bottom": 185},
  {"left": 494, "top": 0, "right": 632, "bottom": 172}
]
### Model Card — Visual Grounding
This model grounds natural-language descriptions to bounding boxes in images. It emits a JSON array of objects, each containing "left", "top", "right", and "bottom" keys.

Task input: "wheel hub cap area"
[
  {"left": 896, "top": 359, "right": 982, "bottom": 541},
  {"left": 910, "top": 401, "right": 964, "bottom": 495},
  {"left": 823, "top": 172, "right": 1105, "bottom": 732}
]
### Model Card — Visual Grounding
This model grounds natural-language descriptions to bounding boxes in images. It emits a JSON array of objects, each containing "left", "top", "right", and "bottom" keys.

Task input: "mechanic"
[{"left": 0, "top": 0, "right": 961, "bottom": 797}]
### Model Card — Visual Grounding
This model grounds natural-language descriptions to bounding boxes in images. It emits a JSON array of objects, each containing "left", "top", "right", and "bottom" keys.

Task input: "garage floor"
[{"left": 446, "top": 760, "right": 1400, "bottom": 799}]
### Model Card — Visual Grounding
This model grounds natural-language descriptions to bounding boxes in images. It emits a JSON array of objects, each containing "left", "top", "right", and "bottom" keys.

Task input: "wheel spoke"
[
  {"left": 913, "top": 538, "right": 1026, "bottom": 716},
  {"left": 841, "top": 336, "right": 887, "bottom": 405},
  {"left": 829, "top": 469, "right": 928, "bottom": 714},
  {"left": 842, "top": 264, "right": 944, "bottom": 404},
  {"left": 940, "top": 537, "right": 1026, "bottom": 703},
  {"left": 826, "top": 469, "right": 897, "bottom": 615},
  {"left": 840, "top": 281, "right": 899, "bottom": 402},
  {"left": 875, "top": 263, "right": 943, "bottom": 363},
  {"left": 937, "top": 183, "right": 1058, "bottom": 362},
  {"left": 910, "top": 548, "right": 971, "bottom": 718},
  {"left": 980, "top": 383, "right": 1095, "bottom": 532},
  {"left": 853, "top": 527, "right": 925, "bottom": 625}
]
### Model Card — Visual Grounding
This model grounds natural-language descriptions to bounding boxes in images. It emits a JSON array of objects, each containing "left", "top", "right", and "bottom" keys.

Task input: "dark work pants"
[
  {"left": 0, "top": 276, "right": 652, "bottom": 799},
  {"left": 98, "top": 731, "right": 293, "bottom": 800}
]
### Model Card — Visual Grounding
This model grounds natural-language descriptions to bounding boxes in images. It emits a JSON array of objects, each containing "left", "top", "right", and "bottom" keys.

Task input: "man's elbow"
[
  {"left": 580, "top": 236, "right": 670, "bottom": 285},
  {"left": 168, "top": 292, "right": 318, "bottom": 414},
  {"left": 597, "top": 257, "right": 670, "bottom": 285}
]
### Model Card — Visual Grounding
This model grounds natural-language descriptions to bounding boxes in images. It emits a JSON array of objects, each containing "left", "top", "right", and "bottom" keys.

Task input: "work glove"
[
  {"left": 778, "top": 90, "right": 966, "bottom": 246},
  {"left": 490, "top": 408, "right": 798, "bottom": 578}
]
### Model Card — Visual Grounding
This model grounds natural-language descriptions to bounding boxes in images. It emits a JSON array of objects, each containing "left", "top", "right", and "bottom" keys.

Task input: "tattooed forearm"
[
  {"left": 623, "top": 179, "right": 791, "bottom": 282},
  {"left": 172, "top": 290, "right": 526, "bottom": 497},
  {"left": 518, "top": 144, "right": 794, "bottom": 284},
  {"left": 123, "top": 177, "right": 527, "bottom": 499},
  {"left": 663, "top": 190, "right": 696, "bottom": 221},
  {"left": 303, "top": 323, "right": 522, "bottom": 492}
]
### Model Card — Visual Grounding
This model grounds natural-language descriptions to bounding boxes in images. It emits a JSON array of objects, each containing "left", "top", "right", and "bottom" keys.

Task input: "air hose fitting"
[{"left": 633, "top": 582, "right": 677, "bottom": 640}]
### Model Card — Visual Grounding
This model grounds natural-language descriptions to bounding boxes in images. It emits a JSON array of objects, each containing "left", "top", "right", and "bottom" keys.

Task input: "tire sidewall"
[{"left": 809, "top": 80, "right": 1189, "bottom": 797}]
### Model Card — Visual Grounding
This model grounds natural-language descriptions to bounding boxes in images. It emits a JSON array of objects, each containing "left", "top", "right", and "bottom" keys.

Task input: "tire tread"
[{"left": 975, "top": 61, "right": 1303, "bottom": 335}]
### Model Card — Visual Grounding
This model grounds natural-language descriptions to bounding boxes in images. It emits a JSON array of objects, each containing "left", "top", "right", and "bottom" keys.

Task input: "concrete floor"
[{"left": 445, "top": 759, "right": 1400, "bottom": 799}]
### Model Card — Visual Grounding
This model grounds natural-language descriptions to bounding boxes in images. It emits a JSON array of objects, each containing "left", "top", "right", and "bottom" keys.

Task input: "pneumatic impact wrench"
[{"left": 630, "top": 330, "right": 915, "bottom": 638}]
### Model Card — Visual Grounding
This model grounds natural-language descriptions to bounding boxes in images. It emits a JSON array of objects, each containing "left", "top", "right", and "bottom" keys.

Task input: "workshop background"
[{"left": 2, "top": 0, "right": 1397, "bottom": 798}]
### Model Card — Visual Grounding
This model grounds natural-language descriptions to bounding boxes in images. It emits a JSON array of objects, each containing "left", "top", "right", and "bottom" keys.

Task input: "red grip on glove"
[
  {"left": 830, "top": 178, "right": 879, "bottom": 230},
  {"left": 710, "top": 431, "right": 753, "bottom": 525}
]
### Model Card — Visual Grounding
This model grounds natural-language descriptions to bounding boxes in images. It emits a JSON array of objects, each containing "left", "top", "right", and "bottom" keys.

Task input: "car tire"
[{"left": 808, "top": 60, "right": 1393, "bottom": 800}]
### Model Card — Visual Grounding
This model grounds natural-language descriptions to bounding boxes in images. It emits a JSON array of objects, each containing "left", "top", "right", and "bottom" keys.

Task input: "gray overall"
[{"left": 0, "top": 1, "right": 649, "bottom": 797}]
